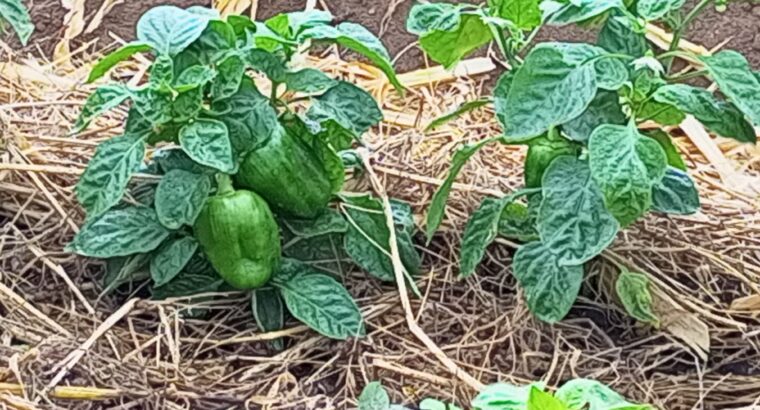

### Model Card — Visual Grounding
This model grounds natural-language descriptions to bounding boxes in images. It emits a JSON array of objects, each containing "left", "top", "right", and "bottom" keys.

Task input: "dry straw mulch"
[{"left": 2, "top": 32, "right": 760, "bottom": 410}]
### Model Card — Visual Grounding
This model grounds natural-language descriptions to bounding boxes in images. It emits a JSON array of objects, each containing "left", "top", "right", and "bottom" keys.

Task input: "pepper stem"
[{"left": 216, "top": 173, "right": 235, "bottom": 195}]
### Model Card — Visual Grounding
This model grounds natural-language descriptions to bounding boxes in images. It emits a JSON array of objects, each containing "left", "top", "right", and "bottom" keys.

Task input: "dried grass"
[{"left": 1, "top": 34, "right": 760, "bottom": 410}]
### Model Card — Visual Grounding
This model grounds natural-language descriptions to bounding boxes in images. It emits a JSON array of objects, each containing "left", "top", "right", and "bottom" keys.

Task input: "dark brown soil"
[{"left": 6, "top": 0, "right": 759, "bottom": 71}]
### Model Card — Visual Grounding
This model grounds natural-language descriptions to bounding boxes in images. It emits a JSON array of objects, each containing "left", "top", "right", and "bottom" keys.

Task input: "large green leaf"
[
  {"left": 539, "top": 156, "right": 619, "bottom": 265},
  {"left": 103, "top": 254, "right": 151, "bottom": 293},
  {"left": 425, "top": 137, "right": 499, "bottom": 242},
  {"left": 543, "top": 0, "right": 623, "bottom": 25},
  {"left": 74, "top": 85, "right": 131, "bottom": 132},
  {"left": 472, "top": 382, "right": 545, "bottom": 410},
  {"left": 151, "top": 236, "right": 198, "bottom": 287},
  {"left": 299, "top": 23, "right": 403, "bottom": 93},
  {"left": 173, "top": 20, "right": 236, "bottom": 71},
  {"left": 67, "top": 207, "right": 170, "bottom": 258},
  {"left": 563, "top": 90, "right": 626, "bottom": 142},
  {"left": 651, "top": 167, "right": 700, "bottom": 215},
  {"left": 272, "top": 259, "right": 364, "bottom": 339},
  {"left": 652, "top": 84, "right": 756, "bottom": 143},
  {"left": 151, "top": 270, "right": 223, "bottom": 300},
  {"left": 284, "top": 68, "right": 337, "bottom": 93},
  {"left": 488, "top": 0, "right": 541, "bottom": 30},
  {"left": 211, "top": 78, "right": 279, "bottom": 154},
  {"left": 406, "top": 3, "right": 462, "bottom": 35},
  {"left": 594, "top": 56, "right": 628, "bottom": 91},
  {"left": 527, "top": 387, "right": 567, "bottom": 410},
  {"left": 308, "top": 81, "right": 383, "bottom": 140},
  {"left": 282, "top": 208, "right": 348, "bottom": 238},
  {"left": 0, "top": 0, "right": 34, "bottom": 45},
  {"left": 154, "top": 169, "right": 210, "bottom": 229},
  {"left": 155, "top": 148, "right": 215, "bottom": 175},
  {"left": 701, "top": 51, "right": 760, "bottom": 127},
  {"left": 174, "top": 65, "right": 216, "bottom": 92},
  {"left": 460, "top": 197, "right": 509, "bottom": 278},
  {"left": 597, "top": 15, "right": 648, "bottom": 58},
  {"left": 88, "top": 42, "right": 153, "bottom": 83},
  {"left": 149, "top": 55, "right": 175, "bottom": 89},
  {"left": 178, "top": 119, "right": 235, "bottom": 173},
  {"left": 555, "top": 379, "right": 652, "bottom": 410},
  {"left": 136, "top": 5, "right": 211, "bottom": 55},
  {"left": 358, "top": 382, "right": 390, "bottom": 410},
  {"left": 131, "top": 87, "right": 173, "bottom": 125},
  {"left": 616, "top": 271, "right": 659, "bottom": 326},
  {"left": 418, "top": 13, "right": 492, "bottom": 69},
  {"left": 343, "top": 195, "right": 421, "bottom": 282},
  {"left": 524, "top": 132, "right": 578, "bottom": 188},
  {"left": 76, "top": 134, "right": 145, "bottom": 218},
  {"left": 512, "top": 241, "right": 584, "bottom": 323},
  {"left": 636, "top": 0, "right": 686, "bottom": 21},
  {"left": 589, "top": 124, "right": 666, "bottom": 226},
  {"left": 500, "top": 42, "right": 599, "bottom": 140},
  {"left": 244, "top": 48, "right": 287, "bottom": 83}
]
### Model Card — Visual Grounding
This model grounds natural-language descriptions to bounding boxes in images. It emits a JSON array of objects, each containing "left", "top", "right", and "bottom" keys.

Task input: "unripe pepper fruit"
[{"left": 194, "top": 174, "right": 281, "bottom": 289}]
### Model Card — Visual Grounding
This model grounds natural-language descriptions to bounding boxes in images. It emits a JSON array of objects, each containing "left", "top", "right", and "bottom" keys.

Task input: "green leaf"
[
  {"left": 284, "top": 68, "right": 337, "bottom": 94},
  {"left": 555, "top": 379, "right": 650, "bottom": 410},
  {"left": 245, "top": 48, "right": 287, "bottom": 83},
  {"left": 282, "top": 231, "right": 349, "bottom": 276},
  {"left": 211, "top": 78, "right": 279, "bottom": 154},
  {"left": 527, "top": 387, "right": 567, "bottom": 410},
  {"left": 308, "top": 81, "right": 383, "bottom": 139},
  {"left": 589, "top": 124, "right": 666, "bottom": 226},
  {"left": 472, "top": 382, "right": 544, "bottom": 410},
  {"left": 636, "top": 0, "right": 686, "bottom": 21},
  {"left": 598, "top": 15, "right": 648, "bottom": 58},
  {"left": 524, "top": 132, "right": 578, "bottom": 188},
  {"left": 512, "top": 241, "right": 584, "bottom": 323},
  {"left": 343, "top": 195, "right": 421, "bottom": 282},
  {"left": 418, "top": 13, "right": 492, "bottom": 70},
  {"left": 701, "top": 50, "right": 760, "bottom": 127},
  {"left": 644, "top": 130, "right": 686, "bottom": 171},
  {"left": 103, "top": 254, "right": 151, "bottom": 293},
  {"left": 406, "top": 3, "right": 462, "bottom": 35},
  {"left": 74, "top": 85, "right": 131, "bottom": 132},
  {"left": 88, "top": 42, "right": 153, "bottom": 83},
  {"left": 594, "top": 56, "right": 628, "bottom": 90},
  {"left": 425, "top": 98, "right": 491, "bottom": 131},
  {"left": 131, "top": 87, "right": 173, "bottom": 125},
  {"left": 252, "top": 287, "right": 286, "bottom": 349},
  {"left": 563, "top": 90, "right": 626, "bottom": 142},
  {"left": 651, "top": 167, "right": 700, "bottom": 215},
  {"left": 488, "top": 0, "right": 541, "bottom": 30},
  {"left": 67, "top": 207, "right": 170, "bottom": 258},
  {"left": 272, "top": 259, "right": 364, "bottom": 339},
  {"left": 282, "top": 208, "right": 348, "bottom": 238},
  {"left": 76, "top": 134, "right": 145, "bottom": 218},
  {"left": 178, "top": 119, "right": 235, "bottom": 173},
  {"left": 425, "top": 138, "right": 498, "bottom": 242},
  {"left": 150, "top": 55, "right": 175, "bottom": 88},
  {"left": 616, "top": 271, "right": 659, "bottom": 326},
  {"left": 460, "top": 197, "right": 510, "bottom": 278},
  {"left": 544, "top": 0, "right": 623, "bottom": 25},
  {"left": 299, "top": 23, "right": 404, "bottom": 93},
  {"left": 652, "top": 84, "right": 756, "bottom": 143},
  {"left": 498, "top": 201, "right": 539, "bottom": 242},
  {"left": 174, "top": 20, "right": 236, "bottom": 71},
  {"left": 154, "top": 169, "right": 211, "bottom": 229},
  {"left": 212, "top": 54, "right": 246, "bottom": 99},
  {"left": 155, "top": 148, "right": 215, "bottom": 175},
  {"left": 136, "top": 5, "right": 211, "bottom": 55},
  {"left": 0, "top": 0, "right": 34, "bottom": 45},
  {"left": 151, "top": 270, "right": 223, "bottom": 300},
  {"left": 174, "top": 65, "right": 216, "bottom": 92},
  {"left": 358, "top": 382, "right": 390, "bottom": 410},
  {"left": 282, "top": 115, "right": 345, "bottom": 194},
  {"left": 171, "top": 88, "right": 203, "bottom": 123},
  {"left": 500, "top": 42, "right": 599, "bottom": 140},
  {"left": 151, "top": 236, "right": 198, "bottom": 287},
  {"left": 539, "top": 156, "right": 619, "bottom": 265}
]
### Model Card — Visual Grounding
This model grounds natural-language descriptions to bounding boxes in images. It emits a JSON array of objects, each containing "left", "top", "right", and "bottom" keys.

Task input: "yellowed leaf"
[{"left": 661, "top": 309, "right": 710, "bottom": 361}]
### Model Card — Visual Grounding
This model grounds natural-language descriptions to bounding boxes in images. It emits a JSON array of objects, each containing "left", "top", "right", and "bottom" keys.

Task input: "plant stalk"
[
  {"left": 216, "top": 174, "right": 235, "bottom": 195},
  {"left": 666, "top": 0, "right": 711, "bottom": 71}
]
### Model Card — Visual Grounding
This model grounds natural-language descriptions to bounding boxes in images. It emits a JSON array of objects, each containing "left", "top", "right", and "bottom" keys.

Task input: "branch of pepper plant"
[{"left": 357, "top": 147, "right": 486, "bottom": 392}]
